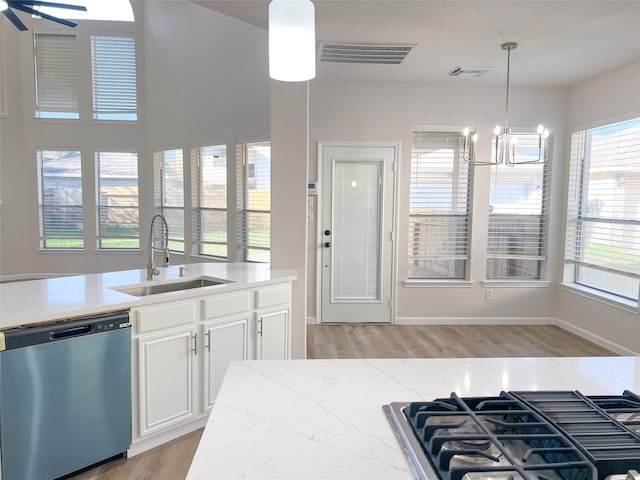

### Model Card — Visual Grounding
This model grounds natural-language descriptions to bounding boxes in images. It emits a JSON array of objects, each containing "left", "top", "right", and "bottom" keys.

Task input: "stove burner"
[{"left": 384, "top": 390, "right": 640, "bottom": 480}]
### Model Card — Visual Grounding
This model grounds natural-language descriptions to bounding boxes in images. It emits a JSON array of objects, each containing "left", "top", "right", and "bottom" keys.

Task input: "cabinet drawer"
[
  {"left": 255, "top": 284, "right": 291, "bottom": 309},
  {"left": 203, "top": 292, "right": 250, "bottom": 319},
  {"left": 135, "top": 301, "right": 196, "bottom": 334}
]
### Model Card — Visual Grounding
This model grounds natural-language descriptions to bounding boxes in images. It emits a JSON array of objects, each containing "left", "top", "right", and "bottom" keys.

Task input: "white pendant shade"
[{"left": 269, "top": 0, "right": 316, "bottom": 82}]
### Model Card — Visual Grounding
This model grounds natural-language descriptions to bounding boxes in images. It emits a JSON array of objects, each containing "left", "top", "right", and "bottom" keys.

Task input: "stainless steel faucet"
[{"left": 147, "top": 213, "right": 170, "bottom": 280}]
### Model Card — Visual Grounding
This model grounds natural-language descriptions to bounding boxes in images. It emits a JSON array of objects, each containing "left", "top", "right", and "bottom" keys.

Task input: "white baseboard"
[
  {"left": 307, "top": 316, "right": 318, "bottom": 325},
  {"left": 394, "top": 316, "right": 552, "bottom": 325},
  {"left": 554, "top": 317, "right": 639, "bottom": 356}
]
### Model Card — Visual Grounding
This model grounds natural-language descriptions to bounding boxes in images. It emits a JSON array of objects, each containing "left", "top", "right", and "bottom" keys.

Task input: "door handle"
[{"left": 324, "top": 242, "right": 331, "bottom": 248}]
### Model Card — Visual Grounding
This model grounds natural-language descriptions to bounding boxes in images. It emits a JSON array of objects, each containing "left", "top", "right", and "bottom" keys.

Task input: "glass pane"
[
  {"left": 200, "top": 210, "right": 227, "bottom": 257},
  {"left": 162, "top": 149, "right": 184, "bottom": 207},
  {"left": 577, "top": 265, "right": 639, "bottom": 300},
  {"left": 332, "top": 161, "right": 380, "bottom": 301},
  {"left": 162, "top": 207, "right": 184, "bottom": 252}
]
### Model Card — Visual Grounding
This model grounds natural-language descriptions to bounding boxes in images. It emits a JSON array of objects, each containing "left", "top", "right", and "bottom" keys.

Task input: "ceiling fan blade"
[
  {"left": 3, "top": 8, "right": 28, "bottom": 31},
  {"left": 11, "top": 3, "right": 78, "bottom": 27},
  {"left": 15, "top": 1, "right": 87, "bottom": 12}
]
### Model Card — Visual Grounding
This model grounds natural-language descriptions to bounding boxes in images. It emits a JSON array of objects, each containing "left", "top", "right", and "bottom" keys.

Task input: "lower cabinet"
[
  {"left": 130, "top": 281, "right": 291, "bottom": 455},
  {"left": 202, "top": 316, "right": 249, "bottom": 412},
  {"left": 138, "top": 327, "right": 196, "bottom": 436}
]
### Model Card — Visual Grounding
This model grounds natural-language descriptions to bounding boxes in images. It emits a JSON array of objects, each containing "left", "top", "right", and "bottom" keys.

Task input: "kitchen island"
[
  {"left": 0, "top": 262, "right": 296, "bottom": 330},
  {"left": 186, "top": 356, "right": 640, "bottom": 480}
]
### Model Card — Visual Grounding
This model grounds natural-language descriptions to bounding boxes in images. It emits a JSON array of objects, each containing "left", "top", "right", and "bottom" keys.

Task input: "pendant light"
[
  {"left": 269, "top": 0, "right": 316, "bottom": 82},
  {"left": 462, "top": 42, "right": 549, "bottom": 166}
]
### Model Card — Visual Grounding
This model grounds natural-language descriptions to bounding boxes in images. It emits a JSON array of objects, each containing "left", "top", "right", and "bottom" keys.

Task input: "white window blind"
[
  {"left": 36, "top": 150, "right": 84, "bottom": 249},
  {"left": 238, "top": 141, "right": 271, "bottom": 263},
  {"left": 487, "top": 132, "right": 552, "bottom": 279},
  {"left": 191, "top": 145, "right": 227, "bottom": 258},
  {"left": 154, "top": 149, "right": 184, "bottom": 253},
  {"left": 409, "top": 131, "right": 472, "bottom": 279},
  {"left": 565, "top": 118, "right": 640, "bottom": 301},
  {"left": 95, "top": 151, "right": 139, "bottom": 249},
  {"left": 34, "top": 34, "right": 79, "bottom": 119},
  {"left": 91, "top": 35, "right": 137, "bottom": 121}
]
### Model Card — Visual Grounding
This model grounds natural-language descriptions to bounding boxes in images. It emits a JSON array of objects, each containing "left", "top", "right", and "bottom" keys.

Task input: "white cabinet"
[
  {"left": 133, "top": 301, "right": 196, "bottom": 438},
  {"left": 255, "top": 284, "right": 291, "bottom": 360},
  {"left": 201, "top": 291, "right": 251, "bottom": 412},
  {"left": 129, "top": 281, "right": 291, "bottom": 456}
]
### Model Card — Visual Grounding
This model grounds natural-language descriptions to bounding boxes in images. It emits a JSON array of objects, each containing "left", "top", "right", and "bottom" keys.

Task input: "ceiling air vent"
[
  {"left": 319, "top": 42, "right": 416, "bottom": 65},
  {"left": 448, "top": 66, "right": 493, "bottom": 78}
]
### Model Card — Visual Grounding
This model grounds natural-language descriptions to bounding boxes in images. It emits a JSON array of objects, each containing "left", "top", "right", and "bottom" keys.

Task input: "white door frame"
[{"left": 315, "top": 141, "right": 400, "bottom": 325}]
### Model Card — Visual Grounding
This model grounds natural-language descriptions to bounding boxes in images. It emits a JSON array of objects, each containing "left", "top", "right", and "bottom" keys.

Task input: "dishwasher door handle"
[{"left": 50, "top": 325, "right": 92, "bottom": 340}]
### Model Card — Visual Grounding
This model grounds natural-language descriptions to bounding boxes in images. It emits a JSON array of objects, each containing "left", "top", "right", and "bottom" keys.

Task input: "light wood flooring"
[{"left": 69, "top": 324, "right": 614, "bottom": 479}]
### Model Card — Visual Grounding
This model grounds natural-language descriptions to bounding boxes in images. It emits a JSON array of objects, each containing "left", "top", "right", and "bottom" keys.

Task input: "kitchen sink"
[{"left": 114, "top": 277, "right": 229, "bottom": 296}]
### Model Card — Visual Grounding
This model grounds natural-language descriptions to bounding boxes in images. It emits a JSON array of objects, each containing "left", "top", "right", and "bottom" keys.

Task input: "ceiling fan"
[{"left": 1, "top": 0, "right": 86, "bottom": 31}]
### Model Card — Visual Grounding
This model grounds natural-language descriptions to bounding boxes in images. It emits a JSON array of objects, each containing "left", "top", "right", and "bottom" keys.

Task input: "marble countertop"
[
  {"left": 0, "top": 263, "right": 296, "bottom": 330},
  {"left": 187, "top": 356, "right": 640, "bottom": 480}
]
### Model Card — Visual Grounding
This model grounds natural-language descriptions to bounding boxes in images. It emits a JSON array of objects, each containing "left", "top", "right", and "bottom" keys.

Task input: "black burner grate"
[{"left": 512, "top": 391, "right": 640, "bottom": 478}]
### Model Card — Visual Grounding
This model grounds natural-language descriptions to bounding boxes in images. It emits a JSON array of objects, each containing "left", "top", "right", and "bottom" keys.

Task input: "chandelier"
[{"left": 462, "top": 42, "right": 549, "bottom": 166}]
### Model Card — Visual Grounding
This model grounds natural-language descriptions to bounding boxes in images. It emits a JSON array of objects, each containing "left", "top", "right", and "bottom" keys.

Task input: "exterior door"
[{"left": 320, "top": 143, "right": 396, "bottom": 323}]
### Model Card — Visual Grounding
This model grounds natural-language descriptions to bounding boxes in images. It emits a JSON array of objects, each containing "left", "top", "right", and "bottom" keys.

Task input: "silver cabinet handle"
[
  {"left": 205, "top": 331, "right": 211, "bottom": 352},
  {"left": 192, "top": 333, "right": 197, "bottom": 355},
  {"left": 257, "top": 319, "right": 263, "bottom": 336}
]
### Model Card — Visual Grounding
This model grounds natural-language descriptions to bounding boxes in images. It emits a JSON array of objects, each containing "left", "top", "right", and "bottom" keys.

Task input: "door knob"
[{"left": 324, "top": 242, "right": 331, "bottom": 248}]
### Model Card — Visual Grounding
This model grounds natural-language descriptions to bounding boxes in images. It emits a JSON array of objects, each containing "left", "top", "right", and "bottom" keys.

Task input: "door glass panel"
[{"left": 331, "top": 161, "right": 381, "bottom": 301}]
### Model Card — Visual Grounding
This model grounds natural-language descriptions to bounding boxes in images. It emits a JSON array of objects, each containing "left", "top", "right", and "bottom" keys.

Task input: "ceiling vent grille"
[
  {"left": 319, "top": 42, "right": 416, "bottom": 64},
  {"left": 448, "top": 66, "right": 493, "bottom": 78}
]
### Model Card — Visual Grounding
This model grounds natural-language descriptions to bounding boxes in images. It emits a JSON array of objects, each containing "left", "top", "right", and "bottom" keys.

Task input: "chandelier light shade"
[
  {"left": 462, "top": 42, "right": 550, "bottom": 166},
  {"left": 269, "top": 0, "right": 316, "bottom": 82}
]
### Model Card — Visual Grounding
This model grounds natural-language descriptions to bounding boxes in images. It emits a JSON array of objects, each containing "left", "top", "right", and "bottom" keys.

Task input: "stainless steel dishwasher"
[{"left": 0, "top": 310, "right": 132, "bottom": 480}]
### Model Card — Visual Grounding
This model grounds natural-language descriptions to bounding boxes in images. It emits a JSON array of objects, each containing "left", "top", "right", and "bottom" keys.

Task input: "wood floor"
[{"left": 69, "top": 324, "right": 614, "bottom": 480}]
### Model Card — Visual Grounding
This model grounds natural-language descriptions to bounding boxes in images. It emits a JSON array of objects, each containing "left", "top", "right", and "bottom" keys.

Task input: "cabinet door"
[
  {"left": 202, "top": 317, "right": 249, "bottom": 411},
  {"left": 138, "top": 328, "right": 195, "bottom": 437},
  {"left": 256, "top": 309, "right": 289, "bottom": 360}
]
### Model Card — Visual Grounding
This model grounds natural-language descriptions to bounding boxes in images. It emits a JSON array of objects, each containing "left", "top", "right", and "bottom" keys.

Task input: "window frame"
[
  {"left": 95, "top": 150, "right": 140, "bottom": 250},
  {"left": 36, "top": 149, "right": 85, "bottom": 249},
  {"left": 407, "top": 128, "right": 473, "bottom": 281},
  {"left": 237, "top": 139, "right": 271, "bottom": 263},
  {"left": 154, "top": 148, "right": 185, "bottom": 254},
  {"left": 564, "top": 117, "right": 640, "bottom": 306},
  {"left": 191, "top": 144, "right": 228, "bottom": 259},
  {"left": 486, "top": 130, "right": 553, "bottom": 281}
]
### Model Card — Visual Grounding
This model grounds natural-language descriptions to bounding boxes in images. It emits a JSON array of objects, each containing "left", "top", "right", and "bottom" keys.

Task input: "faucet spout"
[{"left": 147, "top": 213, "right": 170, "bottom": 280}]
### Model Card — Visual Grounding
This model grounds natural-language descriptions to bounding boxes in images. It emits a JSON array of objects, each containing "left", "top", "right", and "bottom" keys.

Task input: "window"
[
  {"left": 34, "top": 34, "right": 79, "bottom": 119},
  {"left": 409, "top": 131, "right": 472, "bottom": 279},
  {"left": 238, "top": 140, "right": 271, "bottom": 263},
  {"left": 95, "top": 151, "right": 139, "bottom": 249},
  {"left": 487, "top": 132, "right": 552, "bottom": 279},
  {"left": 154, "top": 149, "right": 184, "bottom": 253},
  {"left": 565, "top": 118, "right": 640, "bottom": 302},
  {"left": 91, "top": 35, "right": 137, "bottom": 121},
  {"left": 192, "top": 145, "right": 227, "bottom": 258},
  {"left": 36, "top": 150, "right": 84, "bottom": 248}
]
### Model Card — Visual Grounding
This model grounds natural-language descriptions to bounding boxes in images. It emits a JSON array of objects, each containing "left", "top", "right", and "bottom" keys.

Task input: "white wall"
[
  {"left": 557, "top": 60, "right": 640, "bottom": 354},
  {"left": 0, "top": 2, "right": 270, "bottom": 275},
  {"left": 308, "top": 80, "right": 569, "bottom": 324}
]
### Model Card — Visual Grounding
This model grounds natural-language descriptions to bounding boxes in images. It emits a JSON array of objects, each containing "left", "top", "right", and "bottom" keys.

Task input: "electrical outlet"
[{"left": 485, "top": 289, "right": 494, "bottom": 300}]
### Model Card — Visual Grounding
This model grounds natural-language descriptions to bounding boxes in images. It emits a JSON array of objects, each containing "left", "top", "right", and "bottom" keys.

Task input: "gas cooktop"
[{"left": 384, "top": 390, "right": 640, "bottom": 480}]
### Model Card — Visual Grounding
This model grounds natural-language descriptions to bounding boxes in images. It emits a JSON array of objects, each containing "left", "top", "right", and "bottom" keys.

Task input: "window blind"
[
  {"left": 91, "top": 35, "right": 137, "bottom": 121},
  {"left": 487, "top": 132, "right": 552, "bottom": 279},
  {"left": 154, "top": 149, "right": 184, "bottom": 253},
  {"left": 565, "top": 118, "right": 640, "bottom": 301},
  {"left": 34, "top": 34, "right": 79, "bottom": 118},
  {"left": 409, "top": 131, "right": 472, "bottom": 279},
  {"left": 36, "top": 150, "right": 84, "bottom": 248},
  {"left": 238, "top": 141, "right": 271, "bottom": 263},
  {"left": 191, "top": 145, "right": 227, "bottom": 258},
  {"left": 95, "top": 151, "right": 139, "bottom": 249}
]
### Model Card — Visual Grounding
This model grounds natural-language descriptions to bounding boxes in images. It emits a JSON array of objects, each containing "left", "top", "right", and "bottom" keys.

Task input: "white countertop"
[
  {"left": 0, "top": 263, "right": 296, "bottom": 330},
  {"left": 187, "top": 356, "right": 640, "bottom": 480}
]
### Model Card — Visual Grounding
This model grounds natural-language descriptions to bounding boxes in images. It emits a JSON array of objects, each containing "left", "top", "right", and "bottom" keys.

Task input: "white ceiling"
[{"left": 190, "top": 0, "right": 640, "bottom": 87}]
